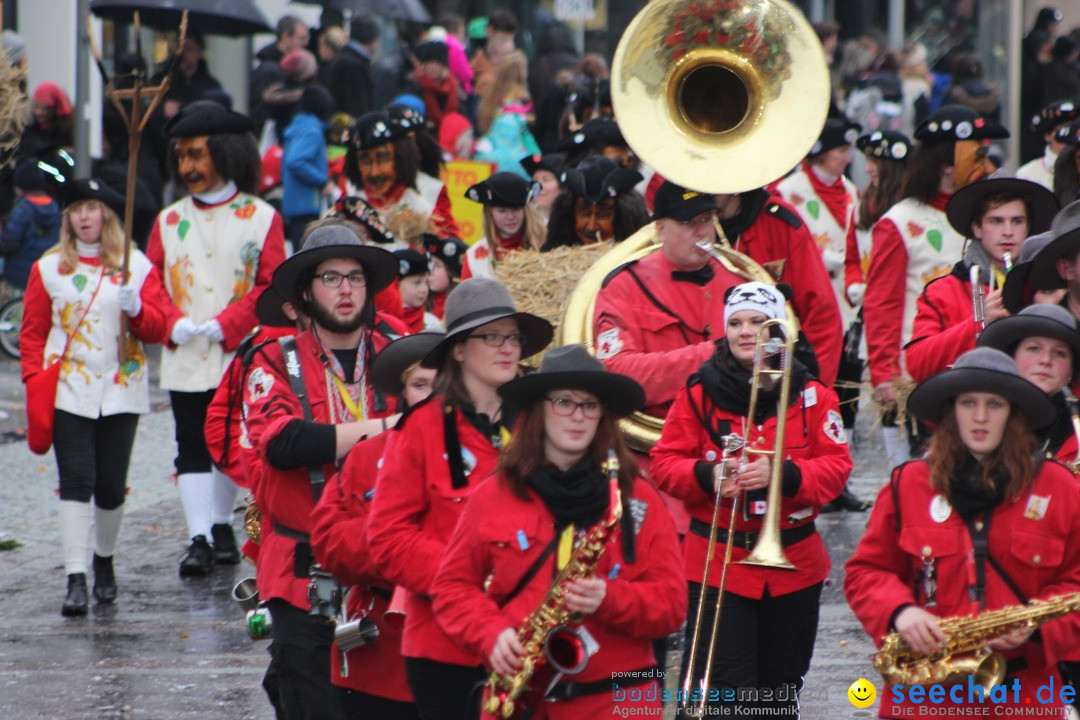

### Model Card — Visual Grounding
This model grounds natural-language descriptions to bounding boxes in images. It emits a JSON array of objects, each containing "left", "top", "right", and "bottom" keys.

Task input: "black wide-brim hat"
[
  {"left": 1002, "top": 231, "right": 1054, "bottom": 312},
  {"left": 907, "top": 347, "right": 1055, "bottom": 428},
  {"left": 421, "top": 277, "right": 554, "bottom": 368},
  {"left": 255, "top": 286, "right": 294, "bottom": 328},
  {"left": 1028, "top": 200, "right": 1080, "bottom": 290},
  {"left": 62, "top": 177, "right": 126, "bottom": 217},
  {"left": 271, "top": 225, "right": 398, "bottom": 304},
  {"left": 371, "top": 329, "right": 446, "bottom": 396},
  {"left": 977, "top": 304, "right": 1080, "bottom": 376},
  {"left": 164, "top": 99, "right": 256, "bottom": 139},
  {"left": 498, "top": 344, "right": 644, "bottom": 417},
  {"left": 945, "top": 178, "right": 1059, "bottom": 239},
  {"left": 520, "top": 153, "right": 564, "bottom": 177},
  {"left": 559, "top": 156, "right": 641, "bottom": 206},
  {"left": 914, "top": 105, "right": 1008, "bottom": 144},
  {"left": 856, "top": 129, "right": 912, "bottom": 162}
]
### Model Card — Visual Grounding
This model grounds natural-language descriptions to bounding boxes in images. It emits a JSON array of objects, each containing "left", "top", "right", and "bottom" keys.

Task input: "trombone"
[{"left": 680, "top": 318, "right": 799, "bottom": 717}]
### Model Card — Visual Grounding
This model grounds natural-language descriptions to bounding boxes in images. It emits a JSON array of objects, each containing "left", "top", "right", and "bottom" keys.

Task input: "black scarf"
[
  {"left": 718, "top": 188, "right": 770, "bottom": 240},
  {"left": 526, "top": 458, "right": 611, "bottom": 528},
  {"left": 949, "top": 454, "right": 1008, "bottom": 519},
  {"left": 1042, "top": 391, "right": 1073, "bottom": 457},
  {"left": 696, "top": 341, "right": 808, "bottom": 424}
]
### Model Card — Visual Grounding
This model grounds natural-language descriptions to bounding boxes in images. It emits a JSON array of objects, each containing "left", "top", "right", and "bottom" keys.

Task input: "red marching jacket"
[
  {"left": 431, "top": 474, "right": 686, "bottom": 717},
  {"left": 310, "top": 432, "right": 412, "bottom": 703},
  {"left": 904, "top": 267, "right": 982, "bottom": 382},
  {"left": 650, "top": 377, "right": 852, "bottom": 598},
  {"left": 844, "top": 460, "right": 1080, "bottom": 718},
  {"left": 242, "top": 322, "right": 402, "bottom": 610},
  {"left": 367, "top": 395, "right": 501, "bottom": 666}
]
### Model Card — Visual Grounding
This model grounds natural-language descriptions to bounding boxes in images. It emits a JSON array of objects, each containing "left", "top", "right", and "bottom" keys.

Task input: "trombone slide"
[{"left": 970, "top": 266, "right": 986, "bottom": 333}]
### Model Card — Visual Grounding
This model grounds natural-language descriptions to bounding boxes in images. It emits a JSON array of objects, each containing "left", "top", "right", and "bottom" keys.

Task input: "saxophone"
[
  {"left": 482, "top": 450, "right": 624, "bottom": 720},
  {"left": 874, "top": 591, "right": 1080, "bottom": 691}
]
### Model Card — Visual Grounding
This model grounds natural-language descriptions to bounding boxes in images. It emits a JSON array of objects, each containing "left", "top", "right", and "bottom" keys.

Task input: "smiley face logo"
[{"left": 847, "top": 678, "right": 876, "bottom": 708}]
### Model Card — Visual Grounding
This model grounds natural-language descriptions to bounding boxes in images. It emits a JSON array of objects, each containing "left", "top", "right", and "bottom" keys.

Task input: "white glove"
[
  {"left": 196, "top": 319, "right": 225, "bottom": 343},
  {"left": 117, "top": 285, "right": 141, "bottom": 316},
  {"left": 847, "top": 282, "right": 866, "bottom": 307},
  {"left": 170, "top": 317, "right": 198, "bottom": 345},
  {"left": 821, "top": 248, "right": 844, "bottom": 274}
]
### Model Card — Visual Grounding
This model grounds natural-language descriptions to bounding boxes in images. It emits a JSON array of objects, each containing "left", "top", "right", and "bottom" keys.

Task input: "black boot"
[
  {"left": 61, "top": 573, "right": 89, "bottom": 616},
  {"left": 821, "top": 485, "right": 872, "bottom": 513},
  {"left": 178, "top": 535, "right": 214, "bottom": 577},
  {"left": 211, "top": 523, "right": 241, "bottom": 565},
  {"left": 92, "top": 554, "right": 117, "bottom": 604}
]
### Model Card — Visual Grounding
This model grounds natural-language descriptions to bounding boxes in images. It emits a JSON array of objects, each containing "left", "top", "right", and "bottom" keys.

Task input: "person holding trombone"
[{"left": 650, "top": 281, "right": 852, "bottom": 717}]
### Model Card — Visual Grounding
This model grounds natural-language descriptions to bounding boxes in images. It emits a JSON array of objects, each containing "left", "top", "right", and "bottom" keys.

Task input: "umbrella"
[
  {"left": 90, "top": 0, "right": 272, "bottom": 36},
  {"left": 293, "top": 0, "right": 432, "bottom": 24}
]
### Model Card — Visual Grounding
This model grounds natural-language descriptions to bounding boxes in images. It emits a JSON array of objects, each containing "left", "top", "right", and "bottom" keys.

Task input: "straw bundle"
[{"left": 0, "top": 51, "right": 26, "bottom": 167}]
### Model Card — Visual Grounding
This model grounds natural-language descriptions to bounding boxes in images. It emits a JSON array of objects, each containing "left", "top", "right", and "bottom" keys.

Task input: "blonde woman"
[
  {"left": 474, "top": 50, "right": 540, "bottom": 177},
  {"left": 20, "top": 179, "right": 167, "bottom": 616},
  {"left": 461, "top": 173, "right": 546, "bottom": 280}
]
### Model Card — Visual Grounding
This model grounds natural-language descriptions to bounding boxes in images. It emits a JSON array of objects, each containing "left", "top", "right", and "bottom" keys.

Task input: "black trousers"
[
  {"left": 679, "top": 581, "right": 822, "bottom": 718},
  {"left": 404, "top": 657, "right": 486, "bottom": 720},
  {"left": 342, "top": 689, "right": 419, "bottom": 720},
  {"left": 53, "top": 410, "right": 138, "bottom": 508},
  {"left": 265, "top": 599, "right": 348, "bottom": 720},
  {"left": 169, "top": 390, "right": 215, "bottom": 474}
]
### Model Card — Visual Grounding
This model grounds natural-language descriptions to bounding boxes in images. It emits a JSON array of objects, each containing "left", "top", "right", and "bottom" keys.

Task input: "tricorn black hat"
[
  {"left": 465, "top": 172, "right": 537, "bottom": 208},
  {"left": 559, "top": 156, "right": 641, "bottom": 206},
  {"left": 62, "top": 177, "right": 125, "bottom": 217}
]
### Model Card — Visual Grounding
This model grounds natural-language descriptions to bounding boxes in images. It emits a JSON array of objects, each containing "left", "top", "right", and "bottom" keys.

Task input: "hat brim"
[
  {"left": 421, "top": 311, "right": 554, "bottom": 368},
  {"left": 977, "top": 313, "right": 1080, "bottom": 371},
  {"left": 497, "top": 369, "right": 645, "bottom": 417},
  {"left": 654, "top": 195, "right": 718, "bottom": 222},
  {"left": 255, "top": 287, "right": 294, "bottom": 328},
  {"left": 1028, "top": 228, "right": 1080, "bottom": 290},
  {"left": 945, "top": 179, "right": 1060, "bottom": 238},
  {"left": 907, "top": 367, "right": 1055, "bottom": 429},
  {"left": 271, "top": 244, "right": 398, "bottom": 303},
  {"left": 371, "top": 330, "right": 447, "bottom": 395}
]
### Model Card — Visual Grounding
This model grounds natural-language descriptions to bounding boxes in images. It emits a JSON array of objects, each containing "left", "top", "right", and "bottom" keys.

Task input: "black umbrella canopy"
[
  {"left": 293, "top": 0, "right": 432, "bottom": 24},
  {"left": 90, "top": 0, "right": 272, "bottom": 36}
]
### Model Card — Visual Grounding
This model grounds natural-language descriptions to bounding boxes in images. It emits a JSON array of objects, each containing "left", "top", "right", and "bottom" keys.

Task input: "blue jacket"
[
  {"left": 281, "top": 112, "right": 328, "bottom": 220},
  {"left": 0, "top": 194, "right": 60, "bottom": 289}
]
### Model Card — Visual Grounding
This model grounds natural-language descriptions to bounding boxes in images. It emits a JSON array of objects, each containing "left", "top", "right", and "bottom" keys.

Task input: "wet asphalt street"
[{"left": 0, "top": 347, "right": 890, "bottom": 719}]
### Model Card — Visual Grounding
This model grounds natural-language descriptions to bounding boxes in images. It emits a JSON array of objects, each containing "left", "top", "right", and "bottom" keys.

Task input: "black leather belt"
[
  {"left": 545, "top": 667, "right": 655, "bottom": 701},
  {"left": 272, "top": 521, "right": 310, "bottom": 543},
  {"left": 688, "top": 517, "right": 815, "bottom": 550}
]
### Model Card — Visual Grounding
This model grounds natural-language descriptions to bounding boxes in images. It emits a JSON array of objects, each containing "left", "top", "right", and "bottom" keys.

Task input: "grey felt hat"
[
  {"left": 907, "top": 347, "right": 1055, "bottom": 428},
  {"left": 271, "top": 225, "right": 398, "bottom": 303},
  {"left": 1002, "top": 231, "right": 1054, "bottom": 313},
  {"left": 421, "top": 278, "right": 553, "bottom": 368},
  {"left": 977, "top": 304, "right": 1080, "bottom": 376},
  {"left": 1028, "top": 199, "right": 1080, "bottom": 290},
  {"left": 498, "top": 344, "right": 645, "bottom": 417}
]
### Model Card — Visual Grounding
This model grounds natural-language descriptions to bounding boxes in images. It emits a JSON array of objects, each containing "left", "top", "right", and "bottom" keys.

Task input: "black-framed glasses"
[
  {"left": 316, "top": 271, "right": 367, "bottom": 289},
  {"left": 467, "top": 332, "right": 526, "bottom": 348},
  {"left": 546, "top": 396, "right": 605, "bottom": 419}
]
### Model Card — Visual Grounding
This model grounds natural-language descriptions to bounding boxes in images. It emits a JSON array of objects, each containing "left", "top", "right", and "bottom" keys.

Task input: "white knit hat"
[{"left": 723, "top": 282, "right": 785, "bottom": 326}]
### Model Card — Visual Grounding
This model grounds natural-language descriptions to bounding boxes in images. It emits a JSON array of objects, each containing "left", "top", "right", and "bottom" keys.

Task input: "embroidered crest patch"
[
  {"left": 595, "top": 328, "right": 622, "bottom": 359},
  {"left": 823, "top": 409, "right": 847, "bottom": 444},
  {"left": 1024, "top": 495, "right": 1050, "bottom": 521},
  {"left": 247, "top": 367, "right": 273, "bottom": 403}
]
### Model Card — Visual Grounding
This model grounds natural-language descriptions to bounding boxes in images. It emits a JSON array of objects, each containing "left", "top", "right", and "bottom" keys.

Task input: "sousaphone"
[{"left": 561, "top": 0, "right": 831, "bottom": 451}]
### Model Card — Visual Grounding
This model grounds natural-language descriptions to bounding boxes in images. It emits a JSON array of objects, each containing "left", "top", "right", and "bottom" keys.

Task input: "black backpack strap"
[
  {"left": 278, "top": 335, "right": 326, "bottom": 502},
  {"left": 443, "top": 403, "right": 469, "bottom": 490},
  {"left": 497, "top": 533, "right": 560, "bottom": 609}
]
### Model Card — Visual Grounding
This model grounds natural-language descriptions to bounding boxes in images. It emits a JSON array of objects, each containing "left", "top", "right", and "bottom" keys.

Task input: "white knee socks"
[
  {"left": 94, "top": 505, "right": 125, "bottom": 559},
  {"left": 177, "top": 472, "right": 213, "bottom": 539},
  {"left": 59, "top": 500, "right": 93, "bottom": 575},
  {"left": 211, "top": 466, "right": 240, "bottom": 526}
]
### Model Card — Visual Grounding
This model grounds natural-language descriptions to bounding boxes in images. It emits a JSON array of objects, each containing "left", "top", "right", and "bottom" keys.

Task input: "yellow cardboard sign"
[{"left": 440, "top": 159, "right": 495, "bottom": 246}]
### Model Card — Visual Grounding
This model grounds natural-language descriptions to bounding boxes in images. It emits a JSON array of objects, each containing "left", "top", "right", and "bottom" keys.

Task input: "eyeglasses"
[
  {"left": 316, "top": 271, "right": 367, "bottom": 289},
  {"left": 546, "top": 396, "right": 605, "bottom": 419},
  {"left": 467, "top": 332, "right": 526, "bottom": 348}
]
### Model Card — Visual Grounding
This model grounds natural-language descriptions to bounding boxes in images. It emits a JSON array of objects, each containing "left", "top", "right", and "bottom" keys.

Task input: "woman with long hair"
[
  {"left": 474, "top": 51, "right": 541, "bottom": 177},
  {"left": 367, "top": 278, "right": 554, "bottom": 720},
  {"left": 650, "top": 281, "right": 853, "bottom": 717},
  {"left": 460, "top": 173, "right": 546, "bottom": 280},
  {"left": 19, "top": 179, "right": 167, "bottom": 615},
  {"left": 845, "top": 347, "right": 1080, "bottom": 717},
  {"left": 431, "top": 344, "right": 686, "bottom": 718}
]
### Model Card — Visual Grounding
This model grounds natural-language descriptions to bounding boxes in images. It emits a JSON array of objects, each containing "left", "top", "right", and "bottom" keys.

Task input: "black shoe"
[
  {"left": 178, "top": 535, "right": 214, "bottom": 577},
  {"left": 61, "top": 573, "right": 89, "bottom": 616},
  {"left": 92, "top": 554, "right": 117, "bottom": 604},
  {"left": 821, "top": 486, "right": 871, "bottom": 513},
  {"left": 211, "top": 523, "right": 241, "bottom": 565}
]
